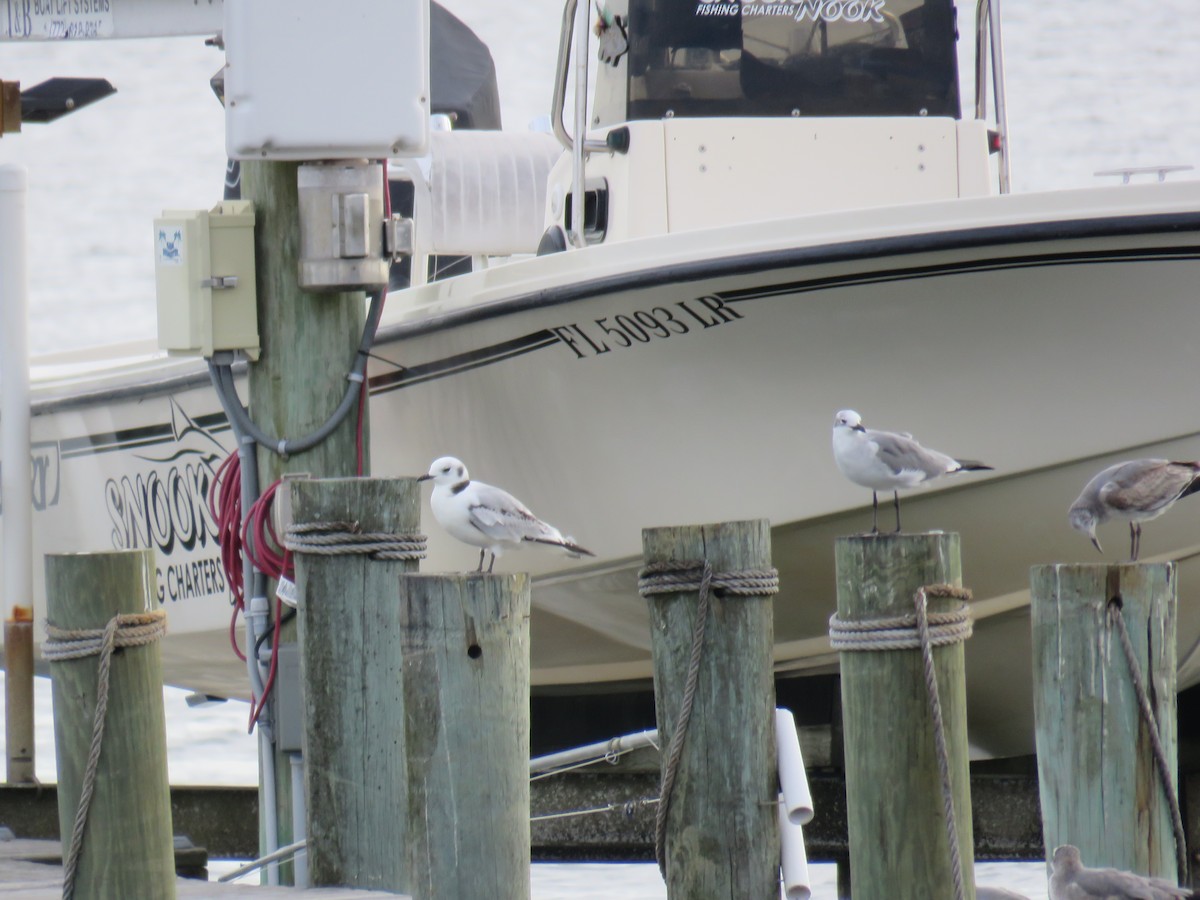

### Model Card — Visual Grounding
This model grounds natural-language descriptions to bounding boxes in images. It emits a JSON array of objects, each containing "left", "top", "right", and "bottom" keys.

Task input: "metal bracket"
[{"left": 385, "top": 215, "right": 414, "bottom": 260}]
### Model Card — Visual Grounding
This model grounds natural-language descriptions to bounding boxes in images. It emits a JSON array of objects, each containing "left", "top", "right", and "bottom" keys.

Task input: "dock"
[{"left": 0, "top": 838, "right": 408, "bottom": 898}]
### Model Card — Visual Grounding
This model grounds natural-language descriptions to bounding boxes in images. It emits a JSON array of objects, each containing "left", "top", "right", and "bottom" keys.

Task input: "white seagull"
[
  {"left": 1068, "top": 458, "right": 1200, "bottom": 561},
  {"left": 1049, "top": 844, "right": 1191, "bottom": 900},
  {"left": 418, "top": 456, "right": 594, "bottom": 573},
  {"left": 831, "top": 409, "right": 993, "bottom": 533}
]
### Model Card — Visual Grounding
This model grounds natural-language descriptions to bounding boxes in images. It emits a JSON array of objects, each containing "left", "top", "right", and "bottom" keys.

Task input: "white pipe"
[
  {"left": 289, "top": 753, "right": 308, "bottom": 888},
  {"left": 530, "top": 728, "right": 659, "bottom": 776},
  {"left": 987, "top": 0, "right": 1011, "bottom": 192},
  {"left": 1, "top": 165, "right": 31, "bottom": 619},
  {"left": 775, "top": 708, "right": 814, "bottom": 825},
  {"left": 569, "top": 0, "right": 587, "bottom": 247},
  {"left": 217, "top": 839, "right": 307, "bottom": 883},
  {"left": 778, "top": 793, "right": 811, "bottom": 900}
]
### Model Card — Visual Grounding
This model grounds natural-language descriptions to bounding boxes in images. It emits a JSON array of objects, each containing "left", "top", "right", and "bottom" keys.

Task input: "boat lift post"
[
  {"left": 1030, "top": 563, "right": 1183, "bottom": 884},
  {"left": 641, "top": 519, "right": 781, "bottom": 898},
  {"left": 0, "top": 163, "right": 36, "bottom": 785},
  {"left": 833, "top": 532, "right": 976, "bottom": 900}
]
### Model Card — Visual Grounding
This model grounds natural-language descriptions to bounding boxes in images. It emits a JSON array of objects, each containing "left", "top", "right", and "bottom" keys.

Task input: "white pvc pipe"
[
  {"left": 1, "top": 165, "right": 31, "bottom": 619},
  {"left": 775, "top": 708, "right": 814, "bottom": 825},
  {"left": 530, "top": 728, "right": 659, "bottom": 776},
  {"left": 778, "top": 792, "right": 812, "bottom": 900},
  {"left": 289, "top": 753, "right": 308, "bottom": 888}
]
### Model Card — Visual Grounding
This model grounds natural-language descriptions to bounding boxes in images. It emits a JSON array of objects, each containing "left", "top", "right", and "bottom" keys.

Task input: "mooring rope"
[
  {"left": 1107, "top": 596, "right": 1188, "bottom": 884},
  {"left": 637, "top": 559, "right": 780, "bottom": 880},
  {"left": 42, "top": 610, "right": 168, "bottom": 900},
  {"left": 829, "top": 584, "right": 973, "bottom": 900},
  {"left": 284, "top": 520, "right": 427, "bottom": 560}
]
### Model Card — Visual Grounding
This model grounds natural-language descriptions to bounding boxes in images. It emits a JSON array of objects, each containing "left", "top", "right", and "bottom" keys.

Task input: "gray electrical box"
[
  {"left": 154, "top": 200, "right": 259, "bottom": 359},
  {"left": 274, "top": 642, "right": 303, "bottom": 754}
]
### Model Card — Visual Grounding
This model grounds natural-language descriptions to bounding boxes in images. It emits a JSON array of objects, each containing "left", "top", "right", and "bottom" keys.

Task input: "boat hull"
[{"left": 23, "top": 183, "right": 1200, "bottom": 757}]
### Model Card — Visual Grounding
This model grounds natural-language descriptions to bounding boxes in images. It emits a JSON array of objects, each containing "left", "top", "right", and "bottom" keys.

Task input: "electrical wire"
[{"left": 208, "top": 450, "right": 247, "bottom": 662}]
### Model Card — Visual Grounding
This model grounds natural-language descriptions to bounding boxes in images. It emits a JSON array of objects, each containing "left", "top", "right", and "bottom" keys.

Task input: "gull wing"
[
  {"left": 868, "top": 429, "right": 956, "bottom": 479},
  {"left": 1099, "top": 459, "right": 1192, "bottom": 515},
  {"left": 467, "top": 483, "right": 562, "bottom": 543}
]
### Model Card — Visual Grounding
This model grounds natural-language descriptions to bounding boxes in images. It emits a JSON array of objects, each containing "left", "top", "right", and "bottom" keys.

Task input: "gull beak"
[
  {"left": 852, "top": 423, "right": 866, "bottom": 433},
  {"left": 417, "top": 473, "right": 432, "bottom": 483},
  {"left": 1090, "top": 535, "right": 1103, "bottom": 555}
]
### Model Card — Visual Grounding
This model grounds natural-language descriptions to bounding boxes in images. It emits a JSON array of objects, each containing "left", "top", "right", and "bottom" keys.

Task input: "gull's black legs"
[{"left": 893, "top": 491, "right": 902, "bottom": 534}]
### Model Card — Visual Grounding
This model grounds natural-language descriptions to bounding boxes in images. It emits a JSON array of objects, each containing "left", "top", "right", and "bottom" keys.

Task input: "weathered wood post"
[
  {"left": 5, "top": 605, "right": 35, "bottom": 783},
  {"left": 399, "top": 573, "right": 531, "bottom": 900},
  {"left": 1031, "top": 563, "right": 1179, "bottom": 880},
  {"left": 44, "top": 549, "right": 175, "bottom": 899},
  {"left": 641, "top": 519, "right": 780, "bottom": 899},
  {"left": 242, "top": 159, "right": 367, "bottom": 881},
  {"left": 834, "top": 533, "right": 975, "bottom": 900},
  {"left": 289, "top": 477, "right": 423, "bottom": 890}
]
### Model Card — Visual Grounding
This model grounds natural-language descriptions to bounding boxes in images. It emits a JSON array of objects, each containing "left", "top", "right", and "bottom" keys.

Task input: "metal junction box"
[
  {"left": 155, "top": 200, "right": 260, "bottom": 359},
  {"left": 223, "top": 0, "right": 430, "bottom": 161},
  {"left": 297, "top": 160, "right": 389, "bottom": 292}
]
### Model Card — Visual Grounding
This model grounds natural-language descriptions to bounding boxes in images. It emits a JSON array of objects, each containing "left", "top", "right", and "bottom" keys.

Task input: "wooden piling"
[
  {"left": 641, "top": 519, "right": 779, "bottom": 900},
  {"left": 289, "top": 477, "right": 421, "bottom": 890},
  {"left": 44, "top": 549, "right": 175, "bottom": 899},
  {"left": 834, "top": 533, "right": 975, "bottom": 900},
  {"left": 399, "top": 573, "right": 531, "bottom": 900},
  {"left": 242, "top": 159, "right": 367, "bottom": 881},
  {"left": 4, "top": 606, "right": 35, "bottom": 783},
  {"left": 1031, "top": 563, "right": 1178, "bottom": 880}
]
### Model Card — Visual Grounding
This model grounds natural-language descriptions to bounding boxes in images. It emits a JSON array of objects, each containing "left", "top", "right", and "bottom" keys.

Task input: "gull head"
[
  {"left": 419, "top": 456, "right": 469, "bottom": 486},
  {"left": 1067, "top": 505, "right": 1102, "bottom": 554},
  {"left": 833, "top": 410, "right": 865, "bottom": 433},
  {"left": 1051, "top": 845, "right": 1082, "bottom": 871}
]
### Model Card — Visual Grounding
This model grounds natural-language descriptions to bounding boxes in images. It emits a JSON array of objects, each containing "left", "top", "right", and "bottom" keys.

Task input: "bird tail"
[
  {"left": 528, "top": 536, "right": 596, "bottom": 558},
  {"left": 954, "top": 459, "right": 993, "bottom": 472}
]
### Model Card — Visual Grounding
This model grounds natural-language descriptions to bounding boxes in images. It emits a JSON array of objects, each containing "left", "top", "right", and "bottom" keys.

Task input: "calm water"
[{"left": 2, "top": 1, "right": 1197, "bottom": 896}]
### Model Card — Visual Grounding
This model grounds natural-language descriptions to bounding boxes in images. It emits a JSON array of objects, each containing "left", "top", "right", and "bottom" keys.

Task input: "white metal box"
[
  {"left": 155, "top": 201, "right": 260, "bottom": 359},
  {"left": 223, "top": 0, "right": 430, "bottom": 161}
]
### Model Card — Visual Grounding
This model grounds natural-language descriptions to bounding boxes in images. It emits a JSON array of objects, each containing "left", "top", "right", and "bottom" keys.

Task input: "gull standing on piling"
[
  {"left": 419, "top": 456, "right": 594, "bottom": 573},
  {"left": 1068, "top": 458, "right": 1200, "bottom": 561},
  {"left": 831, "top": 409, "right": 993, "bottom": 533},
  {"left": 1049, "top": 844, "right": 1192, "bottom": 899}
]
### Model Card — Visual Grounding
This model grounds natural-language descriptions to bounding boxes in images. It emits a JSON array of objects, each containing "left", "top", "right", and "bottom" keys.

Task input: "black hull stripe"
[
  {"left": 369, "top": 330, "right": 560, "bottom": 394},
  {"left": 58, "top": 412, "right": 231, "bottom": 459}
]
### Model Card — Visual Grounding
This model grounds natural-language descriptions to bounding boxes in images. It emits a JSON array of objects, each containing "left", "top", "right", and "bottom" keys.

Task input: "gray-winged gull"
[
  {"left": 1049, "top": 844, "right": 1192, "bottom": 899},
  {"left": 420, "top": 456, "right": 594, "bottom": 573},
  {"left": 1067, "top": 459, "right": 1200, "bottom": 561},
  {"left": 832, "top": 409, "right": 993, "bottom": 533}
]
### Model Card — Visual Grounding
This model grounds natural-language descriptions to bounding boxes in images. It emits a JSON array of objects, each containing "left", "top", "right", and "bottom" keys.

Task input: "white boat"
[{"left": 13, "top": 0, "right": 1200, "bottom": 759}]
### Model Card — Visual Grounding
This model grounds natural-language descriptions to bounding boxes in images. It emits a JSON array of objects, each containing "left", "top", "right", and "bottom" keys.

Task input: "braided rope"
[
  {"left": 284, "top": 521, "right": 427, "bottom": 560},
  {"left": 42, "top": 611, "right": 168, "bottom": 900},
  {"left": 637, "top": 559, "right": 779, "bottom": 880},
  {"left": 1107, "top": 597, "right": 1188, "bottom": 884},
  {"left": 829, "top": 584, "right": 973, "bottom": 900}
]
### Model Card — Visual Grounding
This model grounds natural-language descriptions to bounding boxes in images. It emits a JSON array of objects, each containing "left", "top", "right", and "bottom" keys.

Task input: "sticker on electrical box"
[{"left": 157, "top": 227, "right": 185, "bottom": 267}]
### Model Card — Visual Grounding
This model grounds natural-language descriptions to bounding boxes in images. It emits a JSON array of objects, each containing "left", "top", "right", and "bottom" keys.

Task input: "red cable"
[{"left": 209, "top": 451, "right": 247, "bottom": 662}]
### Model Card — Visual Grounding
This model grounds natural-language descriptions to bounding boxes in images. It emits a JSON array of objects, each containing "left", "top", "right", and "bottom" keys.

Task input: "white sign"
[{"left": 3, "top": 0, "right": 114, "bottom": 39}]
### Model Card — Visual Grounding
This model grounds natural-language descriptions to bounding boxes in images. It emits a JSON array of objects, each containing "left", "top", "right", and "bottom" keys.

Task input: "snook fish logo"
[{"left": 104, "top": 400, "right": 231, "bottom": 604}]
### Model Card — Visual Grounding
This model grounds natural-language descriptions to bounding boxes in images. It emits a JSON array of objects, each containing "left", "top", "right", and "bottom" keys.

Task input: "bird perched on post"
[
  {"left": 1068, "top": 458, "right": 1200, "bottom": 561},
  {"left": 419, "top": 456, "right": 594, "bottom": 573},
  {"left": 1049, "top": 844, "right": 1191, "bottom": 899},
  {"left": 831, "top": 409, "right": 993, "bottom": 533}
]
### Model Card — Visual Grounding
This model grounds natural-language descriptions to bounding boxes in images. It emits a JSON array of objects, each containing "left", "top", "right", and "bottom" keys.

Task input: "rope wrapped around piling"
[
  {"left": 828, "top": 584, "right": 973, "bottom": 900},
  {"left": 1107, "top": 596, "right": 1188, "bottom": 883},
  {"left": 285, "top": 520, "right": 428, "bottom": 560},
  {"left": 42, "top": 610, "right": 168, "bottom": 900},
  {"left": 637, "top": 559, "right": 780, "bottom": 879}
]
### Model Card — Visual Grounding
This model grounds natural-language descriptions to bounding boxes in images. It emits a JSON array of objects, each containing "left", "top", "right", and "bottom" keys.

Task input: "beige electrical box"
[{"left": 155, "top": 200, "right": 259, "bottom": 359}]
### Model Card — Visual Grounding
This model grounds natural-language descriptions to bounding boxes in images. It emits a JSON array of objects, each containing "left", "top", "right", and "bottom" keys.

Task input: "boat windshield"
[{"left": 626, "top": 0, "right": 959, "bottom": 120}]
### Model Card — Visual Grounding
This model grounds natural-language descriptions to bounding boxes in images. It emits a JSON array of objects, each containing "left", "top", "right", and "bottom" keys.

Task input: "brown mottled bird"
[
  {"left": 1068, "top": 459, "right": 1200, "bottom": 561},
  {"left": 1049, "top": 844, "right": 1192, "bottom": 900}
]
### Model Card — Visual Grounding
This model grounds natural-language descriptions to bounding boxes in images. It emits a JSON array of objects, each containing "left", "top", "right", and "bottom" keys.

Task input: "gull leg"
[
  {"left": 1130, "top": 522, "right": 1141, "bottom": 562},
  {"left": 892, "top": 491, "right": 902, "bottom": 534},
  {"left": 870, "top": 492, "right": 880, "bottom": 534},
  {"left": 487, "top": 553, "right": 496, "bottom": 574},
  {"left": 476, "top": 549, "right": 485, "bottom": 572}
]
